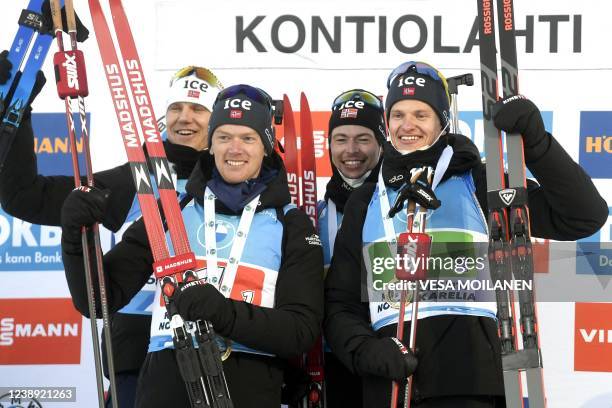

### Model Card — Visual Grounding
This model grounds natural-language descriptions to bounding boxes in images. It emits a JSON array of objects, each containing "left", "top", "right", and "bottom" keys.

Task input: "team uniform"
[{"left": 60, "top": 85, "right": 325, "bottom": 408}]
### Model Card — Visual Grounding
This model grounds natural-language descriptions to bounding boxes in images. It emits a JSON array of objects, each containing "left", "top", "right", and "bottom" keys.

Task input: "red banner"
[
  {"left": 574, "top": 302, "right": 612, "bottom": 372},
  {"left": 0, "top": 298, "right": 82, "bottom": 364}
]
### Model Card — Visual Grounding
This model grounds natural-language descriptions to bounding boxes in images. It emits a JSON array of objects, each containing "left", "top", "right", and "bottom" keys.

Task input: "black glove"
[
  {"left": 174, "top": 280, "right": 233, "bottom": 332},
  {"left": 0, "top": 50, "right": 47, "bottom": 117},
  {"left": 0, "top": 50, "right": 11, "bottom": 84},
  {"left": 389, "top": 179, "right": 441, "bottom": 218},
  {"left": 40, "top": 0, "right": 89, "bottom": 42},
  {"left": 493, "top": 95, "right": 549, "bottom": 161},
  {"left": 353, "top": 337, "right": 418, "bottom": 381},
  {"left": 61, "top": 186, "right": 111, "bottom": 252}
]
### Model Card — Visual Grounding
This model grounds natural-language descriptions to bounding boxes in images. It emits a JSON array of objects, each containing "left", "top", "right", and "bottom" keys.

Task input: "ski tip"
[
  {"left": 300, "top": 91, "right": 308, "bottom": 105},
  {"left": 283, "top": 94, "right": 293, "bottom": 112}
]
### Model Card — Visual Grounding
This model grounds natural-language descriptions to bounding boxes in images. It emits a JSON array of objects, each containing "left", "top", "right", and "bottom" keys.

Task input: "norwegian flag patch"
[
  {"left": 230, "top": 109, "right": 243, "bottom": 119},
  {"left": 403, "top": 87, "right": 415, "bottom": 96},
  {"left": 340, "top": 108, "right": 358, "bottom": 118},
  {"left": 188, "top": 90, "right": 200, "bottom": 98}
]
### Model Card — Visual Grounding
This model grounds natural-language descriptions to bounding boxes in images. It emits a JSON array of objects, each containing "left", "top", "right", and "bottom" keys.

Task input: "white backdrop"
[{"left": 0, "top": 1, "right": 611, "bottom": 407}]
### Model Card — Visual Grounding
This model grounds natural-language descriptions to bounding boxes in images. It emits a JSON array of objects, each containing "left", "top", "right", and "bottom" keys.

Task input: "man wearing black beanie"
[
  {"left": 325, "top": 61, "right": 608, "bottom": 407},
  {"left": 384, "top": 62, "right": 450, "bottom": 154},
  {"left": 321, "top": 89, "right": 385, "bottom": 235},
  {"left": 60, "top": 83, "right": 324, "bottom": 408},
  {"left": 319, "top": 89, "right": 386, "bottom": 407}
]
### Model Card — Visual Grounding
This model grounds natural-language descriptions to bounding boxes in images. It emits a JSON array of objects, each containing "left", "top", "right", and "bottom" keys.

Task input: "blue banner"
[
  {"left": 578, "top": 111, "right": 612, "bottom": 179},
  {"left": 576, "top": 206, "right": 612, "bottom": 276}
]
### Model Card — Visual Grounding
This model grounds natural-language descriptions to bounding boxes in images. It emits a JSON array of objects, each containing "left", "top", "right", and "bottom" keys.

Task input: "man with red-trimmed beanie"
[{"left": 325, "top": 61, "right": 607, "bottom": 407}]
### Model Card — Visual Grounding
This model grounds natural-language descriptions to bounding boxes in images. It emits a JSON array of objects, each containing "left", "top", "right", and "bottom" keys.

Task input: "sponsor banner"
[
  {"left": 0, "top": 298, "right": 82, "bottom": 365},
  {"left": 576, "top": 207, "right": 612, "bottom": 277},
  {"left": 574, "top": 302, "right": 612, "bottom": 372},
  {"left": 578, "top": 111, "right": 612, "bottom": 179},
  {"left": 0, "top": 209, "right": 63, "bottom": 271},
  {"left": 155, "top": 1, "right": 597, "bottom": 71},
  {"left": 0, "top": 113, "right": 90, "bottom": 272},
  {"left": 31, "top": 113, "right": 89, "bottom": 176}
]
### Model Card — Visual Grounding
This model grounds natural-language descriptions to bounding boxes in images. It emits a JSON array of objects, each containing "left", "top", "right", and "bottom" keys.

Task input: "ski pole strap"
[
  {"left": 203, "top": 188, "right": 260, "bottom": 297},
  {"left": 390, "top": 336, "right": 410, "bottom": 355},
  {"left": 486, "top": 187, "right": 528, "bottom": 210}
]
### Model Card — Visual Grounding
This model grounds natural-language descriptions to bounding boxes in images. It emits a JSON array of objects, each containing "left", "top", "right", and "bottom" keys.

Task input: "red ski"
[
  {"left": 282, "top": 94, "right": 300, "bottom": 207},
  {"left": 299, "top": 92, "right": 325, "bottom": 408},
  {"left": 89, "top": 0, "right": 232, "bottom": 406}
]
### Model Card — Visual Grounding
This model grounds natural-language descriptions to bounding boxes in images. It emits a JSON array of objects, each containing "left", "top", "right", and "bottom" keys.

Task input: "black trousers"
[
  {"left": 105, "top": 371, "right": 138, "bottom": 408},
  {"left": 135, "top": 349, "right": 284, "bottom": 408},
  {"left": 325, "top": 352, "right": 362, "bottom": 408}
]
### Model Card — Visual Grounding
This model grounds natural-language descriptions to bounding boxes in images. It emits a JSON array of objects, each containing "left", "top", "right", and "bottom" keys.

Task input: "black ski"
[
  {"left": 476, "top": 0, "right": 546, "bottom": 406},
  {"left": 495, "top": 0, "right": 546, "bottom": 406}
]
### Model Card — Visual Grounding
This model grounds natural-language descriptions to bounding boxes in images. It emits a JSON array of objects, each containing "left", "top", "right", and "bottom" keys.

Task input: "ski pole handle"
[
  {"left": 446, "top": 73, "right": 474, "bottom": 95},
  {"left": 50, "top": 0, "right": 63, "bottom": 32},
  {"left": 65, "top": 0, "right": 76, "bottom": 32}
]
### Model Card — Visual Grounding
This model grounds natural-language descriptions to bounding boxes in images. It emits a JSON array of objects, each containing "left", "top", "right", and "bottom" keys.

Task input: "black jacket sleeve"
[
  {"left": 473, "top": 133, "right": 608, "bottom": 240},
  {"left": 62, "top": 218, "right": 153, "bottom": 317},
  {"left": 0, "top": 116, "right": 135, "bottom": 232},
  {"left": 323, "top": 183, "right": 378, "bottom": 373},
  {"left": 215, "top": 208, "right": 324, "bottom": 358}
]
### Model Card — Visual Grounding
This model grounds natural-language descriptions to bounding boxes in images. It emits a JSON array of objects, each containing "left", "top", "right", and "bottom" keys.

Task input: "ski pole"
[
  {"left": 389, "top": 168, "right": 435, "bottom": 408},
  {"left": 50, "top": 0, "right": 115, "bottom": 406},
  {"left": 446, "top": 73, "right": 473, "bottom": 135}
]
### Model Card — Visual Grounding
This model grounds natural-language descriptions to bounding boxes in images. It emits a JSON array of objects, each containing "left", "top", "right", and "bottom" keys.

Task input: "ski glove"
[
  {"left": 0, "top": 50, "right": 47, "bottom": 115},
  {"left": 61, "top": 186, "right": 111, "bottom": 253},
  {"left": 0, "top": 51, "right": 11, "bottom": 84},
  {"left": 493, "top": 95, "right": 550, "bottom": 162},
  {"left": 41, "top": 0, "right": 90, "bottom": 42},
  {"left": 174, "top": 280, "right": 234, "bottom": 333},
  {"left": 353, "top": 337, "right": 418, "bottom": 381}
]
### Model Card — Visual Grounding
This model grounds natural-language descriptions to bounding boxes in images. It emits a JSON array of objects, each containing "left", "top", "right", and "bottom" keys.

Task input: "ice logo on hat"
[
  {"left": 337, "top": 99, "right": 366, "bottom": 119},
  {"left": 224, "top": 98, "right": 252, "bottom": 110},
  {"left": 396, "top": 75, "right": 427, "bottom": 88},
  {"left": 185, "top": 78, "right": 209, "bottom": 92},
  {"left": 335, "top": 100, "right": 366, "bottom": 110}
]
